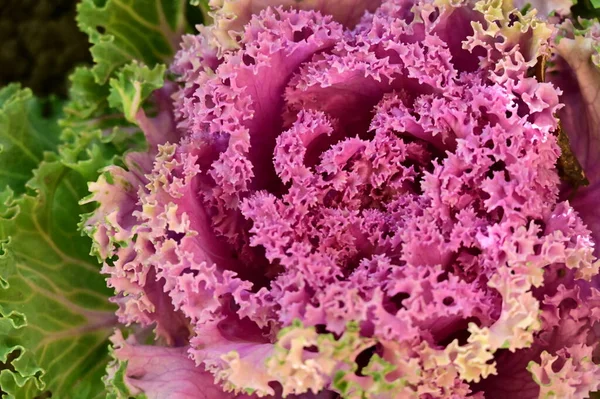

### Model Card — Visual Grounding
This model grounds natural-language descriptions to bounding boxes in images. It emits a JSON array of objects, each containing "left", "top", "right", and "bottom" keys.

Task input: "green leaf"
[
  {"left": 0, "top": 157, "right": 117, "bottom": 399},
  {"left": 61, "top": 67, "right": 115, "bottom": 129},
  {"left": 59, "top": 66, "right": 148, "bottom": 182},
  {"left": 77, "top": 0, "right": 190, "bottom": 84},
  {"left": 519, "top": 2, "right": 532, "bottom": 14},
  {"left": 572, "top": 0, "right": 600, "bottom": 21},
  {"left": 104, "top": 359, "right": 134, "bottom": 399},
  {"left": 0, "top": 86, "right": 119, "bottom": 399},
  {"left": 0, "top": 85, "right": 62, "bottom": 195},
  {"left": 108, "top": 62, "right": 166, "bottom": 123}
]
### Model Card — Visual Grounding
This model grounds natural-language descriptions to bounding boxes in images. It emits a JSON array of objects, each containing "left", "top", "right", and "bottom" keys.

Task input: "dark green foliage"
[
  {"left": 572, "top": 0, "right": 600, "bottom": 22},
  {"left": 0, "top": 0, "right": 92, "bottom": 97}
]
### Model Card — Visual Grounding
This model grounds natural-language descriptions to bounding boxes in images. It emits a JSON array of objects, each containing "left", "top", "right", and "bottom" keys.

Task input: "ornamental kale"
[{"left": 1, "top": 0, "right": 599, "bottom": 398}]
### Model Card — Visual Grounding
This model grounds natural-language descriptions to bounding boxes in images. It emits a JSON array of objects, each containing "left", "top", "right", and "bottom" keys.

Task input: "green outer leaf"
[
  {"left": 1, "top": 0, "right": 195, "bottom": 396},
  {"left": 77, "top": 0, "right": 189, "bottom": 84},
  {"left": 572, "top": 0, "right": 600, "bottom": 21},
  {"left": 0, "top": 85, "right": 62, "bottom": 195},
  {"left": 108, "top": 62, "right": 166, "bottom": 123},
  {"left": 0, "top": 156, "right": 117, "bottom": 399},
  {"left": 104, "top": 360, "right": 134, "bottom": 399},
  {"left": 59, "top": 65, "right": 149, "bottom": 182},
  {"left": 0, "top": 1, "right": 203, "bottom": 396},
  {"left": 61, "top": 67, "right": 114, "bottom": 129},
  {"left": 0, "top": 85, "right": 123, "bottom": 399}
]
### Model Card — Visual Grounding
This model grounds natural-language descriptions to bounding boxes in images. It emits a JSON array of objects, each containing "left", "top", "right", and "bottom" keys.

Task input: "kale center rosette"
[{"left": 83, "top": 0, "right": 600, "bottom": 398}]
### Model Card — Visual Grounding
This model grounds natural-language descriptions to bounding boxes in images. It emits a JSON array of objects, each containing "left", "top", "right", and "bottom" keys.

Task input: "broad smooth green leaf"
[
  {"left": 0, "top": 85, "right": 62, "bottom": 195},
  {"left": 77, "top": 0, "right": 189, "bottom": 84},
  {"left": 0, "top": 156, "right": 117, "bottom": 399},
  {"left": 0, "top": 86, "right": 118, "bottom": 399}
]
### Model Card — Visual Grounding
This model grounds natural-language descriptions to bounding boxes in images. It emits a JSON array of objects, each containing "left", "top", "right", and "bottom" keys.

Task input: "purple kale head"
[{"left": 84, "top": 0, "right": 600, "bottom": 398}]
